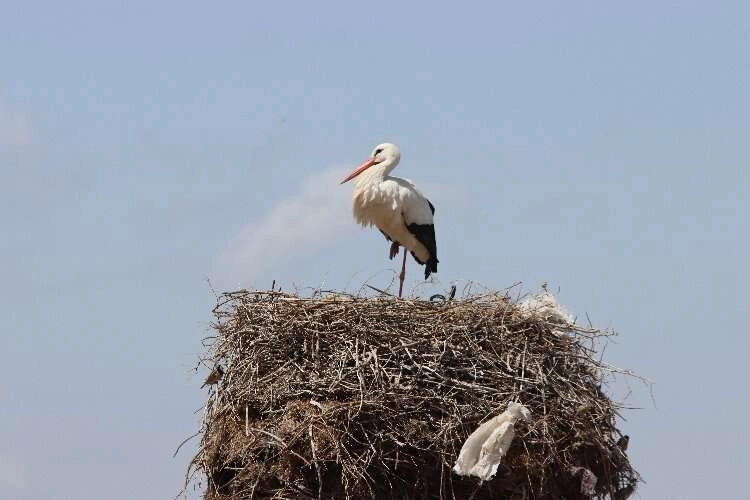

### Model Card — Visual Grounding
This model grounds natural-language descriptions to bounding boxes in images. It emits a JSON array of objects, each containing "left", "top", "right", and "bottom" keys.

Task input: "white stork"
[{"left": 340, "top": 143, "right": 438, "bottom": 297}]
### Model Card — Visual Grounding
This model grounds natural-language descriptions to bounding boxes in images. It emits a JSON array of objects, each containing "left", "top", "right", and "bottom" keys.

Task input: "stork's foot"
[{"left": 389, "top": 242, "right": 400, "bottom": 260}]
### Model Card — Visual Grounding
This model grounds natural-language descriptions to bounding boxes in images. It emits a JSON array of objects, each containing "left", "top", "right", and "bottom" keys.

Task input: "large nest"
[{"left": 183, "top": 288, "right": 641, "bottom": 499}]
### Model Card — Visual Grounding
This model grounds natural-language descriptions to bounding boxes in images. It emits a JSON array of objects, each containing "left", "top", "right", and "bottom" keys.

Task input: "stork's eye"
[{"left": 374, "top": 148, "right": 383, "bottom": 156}]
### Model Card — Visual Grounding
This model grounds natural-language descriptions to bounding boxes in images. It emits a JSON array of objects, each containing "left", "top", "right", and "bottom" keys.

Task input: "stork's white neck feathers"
[{"left": 354, "top": 156, "right": 399, "bottom": 187}]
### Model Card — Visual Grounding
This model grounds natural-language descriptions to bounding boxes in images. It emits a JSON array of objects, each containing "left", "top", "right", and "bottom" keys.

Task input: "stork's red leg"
[
  {"left": 398, "top": 247, "right": 408, "bottom": 298},
  {"left": 389, "top": 241, "right": 400, "bottom": 260}
]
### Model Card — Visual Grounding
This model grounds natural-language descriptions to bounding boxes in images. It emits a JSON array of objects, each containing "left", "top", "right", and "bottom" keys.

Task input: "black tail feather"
[
  {"left": 424, "top": 257, "right": 438, "bottom": 279},
  {"left": 411, "top": 251, "right": 439, "bottom": 279},
  {"left": 407, "top": 222, "right": 438, "bottom": 280}
]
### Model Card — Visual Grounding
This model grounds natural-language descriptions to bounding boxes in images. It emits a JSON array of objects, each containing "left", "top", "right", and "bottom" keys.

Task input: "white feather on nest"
[{"left": 517, "top": 290, "right": 574, "bottom": 325}]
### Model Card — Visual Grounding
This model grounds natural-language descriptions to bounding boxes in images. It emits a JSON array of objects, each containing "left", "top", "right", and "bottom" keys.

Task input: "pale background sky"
[{"left": 1, "top": 2, "right": 748, "bottom": 499}]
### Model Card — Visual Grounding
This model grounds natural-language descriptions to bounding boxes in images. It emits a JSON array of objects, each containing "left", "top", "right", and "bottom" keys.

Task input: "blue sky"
[{"left": 1, "top": 1, "right": 748, "bottom": 498}]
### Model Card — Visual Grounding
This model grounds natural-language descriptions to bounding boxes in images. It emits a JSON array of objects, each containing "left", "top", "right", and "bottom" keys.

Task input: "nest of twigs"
[{"left": 183, "top": 288, "right": 641, "bottom": 499}]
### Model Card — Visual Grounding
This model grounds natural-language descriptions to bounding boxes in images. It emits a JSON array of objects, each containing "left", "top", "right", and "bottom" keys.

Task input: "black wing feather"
[{"left": 406, "top": 222, "right": 438, "bottom": 279}]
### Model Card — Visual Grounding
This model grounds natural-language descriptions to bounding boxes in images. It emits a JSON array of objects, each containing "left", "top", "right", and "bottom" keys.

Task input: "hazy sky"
[{"left": 1, "top": 2, "right": 748, "bottom": 498}]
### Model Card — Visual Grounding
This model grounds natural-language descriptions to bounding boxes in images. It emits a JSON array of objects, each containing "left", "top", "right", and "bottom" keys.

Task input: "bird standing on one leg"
[{"left": 340, "top": 143, "right": 438, "bottom": 297}]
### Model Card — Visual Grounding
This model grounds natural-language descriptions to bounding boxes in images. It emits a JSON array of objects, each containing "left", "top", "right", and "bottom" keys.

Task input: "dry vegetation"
[{"left": 181, "top": 287, "right": 642, "bottom": 499}]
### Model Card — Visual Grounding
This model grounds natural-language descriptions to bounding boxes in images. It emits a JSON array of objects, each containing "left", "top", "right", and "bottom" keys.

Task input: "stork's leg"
[
  {"left": 389, "top": 241, "right": 400, "bottom": 260},
  {"left": 398, "top": 247, "right": 408, "bottom": 298}
]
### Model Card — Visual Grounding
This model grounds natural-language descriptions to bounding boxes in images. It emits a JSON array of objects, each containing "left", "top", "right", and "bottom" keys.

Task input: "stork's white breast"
[{"left": 351, "top": 177, "right": 433, "bottom": 262}]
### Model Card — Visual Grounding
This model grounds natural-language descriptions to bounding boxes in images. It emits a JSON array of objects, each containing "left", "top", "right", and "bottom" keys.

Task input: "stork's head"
[
  {"left": 370, "top": 142, "right": 400, "bottom": 164},
  {"left": 340, "top": 142, "right": 401, "bottom": 184}
]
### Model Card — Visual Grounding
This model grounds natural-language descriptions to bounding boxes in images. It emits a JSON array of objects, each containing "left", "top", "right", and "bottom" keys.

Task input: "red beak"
[{"left": 340, "top": 158, "right": 378, "bottom": 184}]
